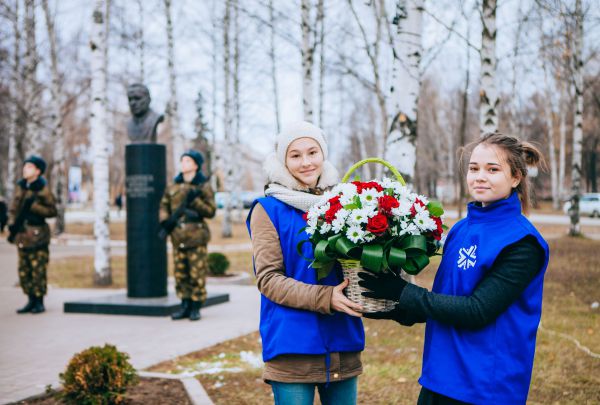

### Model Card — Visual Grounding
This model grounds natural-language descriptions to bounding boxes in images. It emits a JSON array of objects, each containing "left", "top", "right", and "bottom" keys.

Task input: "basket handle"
[{"left": 341, "top": 158, "right": 406, "bottom": 186}]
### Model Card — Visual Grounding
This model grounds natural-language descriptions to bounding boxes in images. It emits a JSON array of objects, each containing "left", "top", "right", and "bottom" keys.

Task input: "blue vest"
[
  {"left": 420, "top": 192, "right": 549, "bottom": 404},
  {"left": 246, "top": 197, "right": 365, "bottom": 363}
]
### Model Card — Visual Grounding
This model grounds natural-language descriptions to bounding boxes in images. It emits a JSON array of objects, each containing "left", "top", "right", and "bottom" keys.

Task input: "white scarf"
[{"left": 263, "top": 152, "right": 339, "bottom": 212}]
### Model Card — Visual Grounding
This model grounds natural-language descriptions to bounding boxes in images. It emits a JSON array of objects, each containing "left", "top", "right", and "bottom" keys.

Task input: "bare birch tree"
[
  {"left": 90, "top": 0, "right": 112, "bottom": 285},
  {"left": 222, "top": 0, "right": 233, "bottom": 237},
  {"left": 164, "top": 0, "right": 185, "bottom": 169},
  {"left": 316, "top": 0, "right": 325, "bottom": 128},
  {"left": 301, "top": 0, "right": 315, "bottom": 120},
  {"left": 269, "top": 0, "right": 281, "bottom": 132},
  {"left": 23, "top": 0, "right": 41, "bottom": 156},
  {"left": 385, "top": 0, "right": 424, "bottom": 182},
  {"left": 479, "top": 0, "right": 499, "bottom": 134},
  {"left": 568, "top": 0, "right": 584, "bottom": 236},
  {"left": 42, "top": 0, "right": 67, "bottom": 234},
  {"left": 6, "top": 0, "right": 21, "bottom": 202},
  {"left": 136, "top": 0, "right": 145, "bottom": 82}
]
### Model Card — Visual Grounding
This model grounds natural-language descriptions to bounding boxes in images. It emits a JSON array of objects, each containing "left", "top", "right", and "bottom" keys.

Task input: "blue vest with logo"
[
  {"left": 419, "top": 192, "right": 549, "bottom": 404},
  {"left": 247, "top": 196, "right": 365, "bottom": 363}
]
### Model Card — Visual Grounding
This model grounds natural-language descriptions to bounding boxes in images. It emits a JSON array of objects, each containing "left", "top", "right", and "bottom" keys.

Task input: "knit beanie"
[
  {"left": 276, "top": 121, "right": 328, "bottom": 163},
  {"left": 181, "top": 149, "right": 204, "bottom": 171},
  {"left": 24, "top": 155, "right": 47, "bottom": 175}
]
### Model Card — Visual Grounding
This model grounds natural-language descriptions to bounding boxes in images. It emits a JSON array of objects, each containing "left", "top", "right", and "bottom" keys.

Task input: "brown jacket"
[
  {"left": 250, "top": 203, "right": 362, "bottom": 383},
  {"left": 8, "top": 177, "right": 57, "bottom": 249},
  {"left": 159, "top": 172, "right": 216, "bottom": 250}
]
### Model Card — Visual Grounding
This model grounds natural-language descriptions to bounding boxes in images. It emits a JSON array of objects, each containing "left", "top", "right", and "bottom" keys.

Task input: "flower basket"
[
  {"left": 301, "top": 158, "right": 445, "bottom": 312},
  {"left": 339, "top": 259, "right": 396, "bottom": 312}
]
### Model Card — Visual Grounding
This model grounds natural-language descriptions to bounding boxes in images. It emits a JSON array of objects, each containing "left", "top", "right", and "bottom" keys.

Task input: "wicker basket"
[{"left": 339, "top": 259, "right": 396, "bottom": 313}]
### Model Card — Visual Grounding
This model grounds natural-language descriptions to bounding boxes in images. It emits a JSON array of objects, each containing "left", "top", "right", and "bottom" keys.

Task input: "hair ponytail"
[{"left": 469, "top": 133, "right": 546, "bottom": 215}]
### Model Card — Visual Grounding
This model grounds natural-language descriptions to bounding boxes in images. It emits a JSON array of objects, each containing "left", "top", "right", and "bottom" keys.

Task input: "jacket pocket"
[{"left": 16, "top": 224, "right": 50, "bottom": 249}]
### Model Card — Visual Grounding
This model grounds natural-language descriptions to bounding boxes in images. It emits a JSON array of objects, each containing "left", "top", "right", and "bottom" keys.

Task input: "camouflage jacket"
[
  {"left": 9, "top": 177, "right": 57, "bottom": 249},
  {"left": 159, "top": 172, "right": 216, "bottom": 250}
]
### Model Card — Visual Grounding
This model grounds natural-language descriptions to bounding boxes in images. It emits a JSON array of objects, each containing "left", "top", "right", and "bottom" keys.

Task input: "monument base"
[{"left": 63, "top": 292, "right": 230, "bottom": 317}]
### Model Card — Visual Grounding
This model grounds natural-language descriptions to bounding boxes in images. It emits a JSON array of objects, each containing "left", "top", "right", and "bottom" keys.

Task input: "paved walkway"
[{"left": 0, "top": 240, "right": 260, "bottom": 404}]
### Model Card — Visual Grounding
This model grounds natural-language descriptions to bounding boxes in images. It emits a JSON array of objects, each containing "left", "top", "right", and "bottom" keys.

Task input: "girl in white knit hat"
[{"left": 246, "top": 121, "right": 365, "bottom": 404}]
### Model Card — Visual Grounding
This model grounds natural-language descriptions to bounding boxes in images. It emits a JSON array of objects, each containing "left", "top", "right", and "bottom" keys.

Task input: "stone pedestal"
[{"left": 125, "top": 143, "right": 168, "bottom": 298}]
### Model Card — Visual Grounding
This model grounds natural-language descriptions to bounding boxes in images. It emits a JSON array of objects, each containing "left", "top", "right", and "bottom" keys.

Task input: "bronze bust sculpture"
[{"left": 127, "top": 83, "right": 164, "bottom": 144}]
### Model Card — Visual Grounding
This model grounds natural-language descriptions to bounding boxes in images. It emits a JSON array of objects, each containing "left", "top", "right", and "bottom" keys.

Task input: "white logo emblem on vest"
[{"left": 457, "top": 245, "right": 477, "bottom": 270}]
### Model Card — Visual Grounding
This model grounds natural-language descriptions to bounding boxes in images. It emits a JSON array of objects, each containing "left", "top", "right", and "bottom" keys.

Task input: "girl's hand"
[{"left": 331, "top": 279, "right": 363, "bottom": 317}]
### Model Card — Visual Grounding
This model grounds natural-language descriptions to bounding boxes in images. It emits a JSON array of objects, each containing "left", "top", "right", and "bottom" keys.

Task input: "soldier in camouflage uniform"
[
  {"left": 160, "top": 150, "right": 216, "bottom": 321},
  {"left": 7, "top": 156, "right": 57, "bottom": 314}
]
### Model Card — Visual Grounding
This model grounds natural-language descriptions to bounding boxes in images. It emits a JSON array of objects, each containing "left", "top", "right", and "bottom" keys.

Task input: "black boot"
[
  {"left": 30, "top": 296, "right": 45, "bottom": 314},
  {"left": 189, "top": 300, "right": 201, "bottom": 321},
  {"left": 16, "top": 295, "right": 35, "bottom": 314},
  {"left": 171, "top": 299, "right": 191, "bottom": 320}
]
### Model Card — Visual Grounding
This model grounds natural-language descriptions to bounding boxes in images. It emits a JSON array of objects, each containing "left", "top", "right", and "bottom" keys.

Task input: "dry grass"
[
  {"left": 49, "top": 255, "right": 174, "bottom": 289},
  {"left": 48, "top": 251, "right": 253, "bottom": 289},
  {"left": 146, "top": 236, "right": 600, "bottom": 404},
  {"left": 63, "top": 212, "right": 252, "bottom": 246}
]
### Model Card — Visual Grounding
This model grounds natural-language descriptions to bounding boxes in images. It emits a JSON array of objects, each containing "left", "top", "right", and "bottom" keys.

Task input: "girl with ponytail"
[{"left": 359, "top": 133, "right": 550, "bottom": 404}]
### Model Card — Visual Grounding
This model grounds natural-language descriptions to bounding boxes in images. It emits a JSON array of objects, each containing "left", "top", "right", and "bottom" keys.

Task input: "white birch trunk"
[
  {"left": 301, "top": 0, "right": 314, "bottom": 121},
  {"left": 222, "top": 0, "right": 233, "bottom": 238},
  {"left": 317, "top": 0, "right": 325, "bottom": 128},
  {"left": 210, "top": 0, "right": 219, "bottom": 192},
  {"left": 558, "top": 83, "right": 567, "bottom": 200},
  {"left": 24, "top": 0, "right": 40, "bottom": 156},
  {"left": 542, "top": 66, "right": 559, "bottom": 210},
  {"left": 269, "top": 0, "right": 281, "bottom": 132},
  {"left": 479, "top": 0, "right": 499, "bottom": 134},
  {"left": 569, "top": 0, "right": 584, "bottom": 236},
  {"left": 164, "top": 0, "right": 185, "bottom": 168},
  {"left": 90, "top": 0, "right": 112, "bottom": 285},
  {"left": 232, "top": 0, "right": 243, "bottom": 222},
  {"left": 136, "top": 0, "right": 145, "bottom": 82},
  {"left": 42, "top": 0, "right": 67, "bottom": 234},
  {"left": 385, "top": 0, "right": 423, "bottom": 181},
  {"left": 6, "top": 0, "right": 21, "bottom": 202}
]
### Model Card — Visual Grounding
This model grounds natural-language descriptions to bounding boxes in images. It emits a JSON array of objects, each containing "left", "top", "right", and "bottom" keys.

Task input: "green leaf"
[
  {"left": 361, "top": 244, "right": 384, "bottom": 273},
  {"left": 343, "top": 203, "right": 359, "bottom": 210},
  {"left": 427, "top": 200, "right": 444, "bottom": 217}
]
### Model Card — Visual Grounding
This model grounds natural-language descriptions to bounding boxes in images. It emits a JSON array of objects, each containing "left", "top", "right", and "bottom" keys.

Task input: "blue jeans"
[{"left": 271, "top": 377, "right": 358, "bottom": 405}]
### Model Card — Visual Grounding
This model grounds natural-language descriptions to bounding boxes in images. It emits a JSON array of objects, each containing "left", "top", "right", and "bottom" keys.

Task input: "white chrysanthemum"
[
  {"left": 364, "top": 233, "right": 376, "bottom": 242},
  {"left": 336, "top": 183, "right": 358, "bottom": 196},
  {"left": 349, "top": 208, "right": 370, "bottom": 224},
  {"left": 412, "top": 202, "right": 428, "bottom": 215},
  {"left": 391, "top": 199, "right": 412, "bottom": 217},
  {"left": 316, "top": 202, "right": 330, "bottom": 216},
  {"left": 306, "top": 223, "right": 317, "bottom": 235},
  {"left": 380, "top": 177, "right": 396, "bottom": 189},
  {"left": 399, "top": 222, "right": 419, "bottom": 236},
  {"left": 319, "top": 222, "right": 332, "bottom": 234},
  {"left": 359, "top": 188, "right": 382, "bottom": 206},
  {"left": 413, "top": 211, "right": 436, "bottom": 231},
  {"left": 417, "top": 195, "right": 429, "bottom": 205},
  {"left": 346, "top": 225, "right": 365, "bottom": 243},
  {"left": 331, "top": 217, "right": 346, "bottom": 233},
  {"left": 392, "top": 184, "right": 411, "bottom": 197},
  {"left": 340, "top": 193, "right": 356, "bottom": 206},
  {"left": 335, "top": 208, "right": 350, "bottom": 222}
]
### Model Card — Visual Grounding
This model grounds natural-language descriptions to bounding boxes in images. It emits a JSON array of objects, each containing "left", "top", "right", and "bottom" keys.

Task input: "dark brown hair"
[{"left": 462, "top": 133, "right": 547, "bottom": 215}]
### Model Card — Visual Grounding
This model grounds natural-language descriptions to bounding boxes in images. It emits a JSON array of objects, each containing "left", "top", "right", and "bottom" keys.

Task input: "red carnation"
[
  {"left": 431, "top": 216, "right": 443, "bottom": 240},
  {"left": 378, "top": 195, "right": 400, "bottom": 214},
  {"left": 302, "top": 212, "right": 309, "bottom": 222},
  {"left": 351, "top": 181, "right": 383, "bottom": 193},
  {"left": 324, "top": 200, "right": 343, "bottom": 223},
  {"left": 410, "top": 198, "right": 426, "bottom": 217},
  {"left": 366, "top": 213, "right": 389, "bottom": 235}
]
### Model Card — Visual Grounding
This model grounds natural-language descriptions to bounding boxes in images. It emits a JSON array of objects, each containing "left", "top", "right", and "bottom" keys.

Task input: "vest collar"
[{"left": 467, "top": 191, "right": 521, "bottom": 224}]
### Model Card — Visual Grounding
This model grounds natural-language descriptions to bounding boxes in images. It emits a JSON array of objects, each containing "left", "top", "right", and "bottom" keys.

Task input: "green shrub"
[
  {"left": 59, "top": 344, "right": 138, "bottom": 405},
  {"left": 208, "top": 252, "right": 230, "bottom": 276}
]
